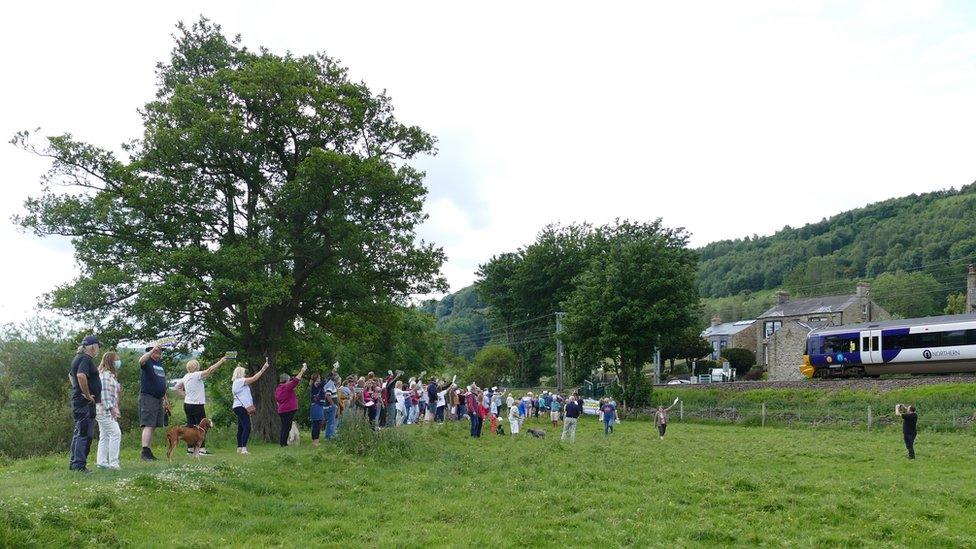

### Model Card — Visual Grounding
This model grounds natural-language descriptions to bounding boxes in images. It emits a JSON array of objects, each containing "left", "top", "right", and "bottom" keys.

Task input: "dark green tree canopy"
[{"left": 14, "top": 18, "right": 445, "bottom": 439}]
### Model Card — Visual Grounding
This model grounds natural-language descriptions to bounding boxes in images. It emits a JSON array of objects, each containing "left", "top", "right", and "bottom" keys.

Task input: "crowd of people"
[{"left": 65, "top": 334, "right": 922, "bottom": 473}]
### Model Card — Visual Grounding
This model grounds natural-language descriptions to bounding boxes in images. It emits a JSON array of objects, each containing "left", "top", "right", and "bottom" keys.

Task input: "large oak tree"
[{"left": 14, "top": 19, "right": 445, "bottom": 439}]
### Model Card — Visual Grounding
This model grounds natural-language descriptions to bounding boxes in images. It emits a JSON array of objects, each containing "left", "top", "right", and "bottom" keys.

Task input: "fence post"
[
  {"left": 867, "top": 406, "right": 872, "bottom": 431},
  {"left": 761, "top": 403, "right": 766, "bottom": 428},
  {"left": 679, "top": 400, "right": 683, "bottom": 421}
]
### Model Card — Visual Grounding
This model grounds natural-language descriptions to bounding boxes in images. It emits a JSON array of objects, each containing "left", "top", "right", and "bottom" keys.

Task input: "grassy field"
[{"left": 2, "top": 414, "right": 976, "bottom": 547}]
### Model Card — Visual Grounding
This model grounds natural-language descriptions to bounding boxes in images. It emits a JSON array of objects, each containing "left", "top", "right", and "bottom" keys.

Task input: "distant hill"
[
  {"left": 698, "top": 184, "right": 976, "bottom": 298},
  {"left": 419, "top": 285, "right": 490, "bottom": 360}
]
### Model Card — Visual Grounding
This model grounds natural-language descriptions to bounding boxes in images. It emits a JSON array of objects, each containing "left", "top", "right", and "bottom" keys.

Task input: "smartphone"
[{"left": 225, "top": 351, "right": 238, "bottom": 360}]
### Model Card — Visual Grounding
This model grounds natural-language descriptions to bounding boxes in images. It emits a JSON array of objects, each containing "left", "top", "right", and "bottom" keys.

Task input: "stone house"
[
  {"left": 758, "top": 282, "right": 890, "bottom": 380},
  {"left": 701, "top": 317, "right": 757, "bottom": 360}
]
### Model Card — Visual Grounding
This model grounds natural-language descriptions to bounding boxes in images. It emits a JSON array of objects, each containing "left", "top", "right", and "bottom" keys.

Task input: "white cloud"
[{"left": 3, "top": 1, "right": 976, "bottom": 324}]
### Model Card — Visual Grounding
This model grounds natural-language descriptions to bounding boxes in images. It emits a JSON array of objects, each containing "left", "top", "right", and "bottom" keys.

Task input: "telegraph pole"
[{"left": 555, "top": 312, "right": 566, "bottom": 393}]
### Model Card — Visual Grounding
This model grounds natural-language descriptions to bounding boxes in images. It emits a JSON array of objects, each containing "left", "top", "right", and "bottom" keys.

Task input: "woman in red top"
[{"left": 274, "top": 363, "right": 307, "bottom": 447}]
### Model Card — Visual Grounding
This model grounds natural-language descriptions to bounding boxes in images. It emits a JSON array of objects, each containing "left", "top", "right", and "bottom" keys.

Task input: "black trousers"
[
  {"left": 279, "top": 410, "right": 297, "bottom": 447},
  {"left": 658, "top": 423, "right": 667, "bottom": 437},
  {"left": 904, "top": 433, "right": 916, "bottom": 459},
  {"left": 311, "top": 420, "right": 323, "bottom": 440}
]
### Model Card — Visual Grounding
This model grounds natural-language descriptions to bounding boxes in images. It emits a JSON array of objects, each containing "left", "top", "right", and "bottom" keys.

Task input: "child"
[
  {"left": 600, "top": 398, "right": 617, "bottom": 436},
  {"left": 550, "top": 397, "right": 562, "bottom": 427}
]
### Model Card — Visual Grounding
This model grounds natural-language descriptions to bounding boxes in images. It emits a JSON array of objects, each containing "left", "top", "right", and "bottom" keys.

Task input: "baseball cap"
[{"left": 82, "top": 335, "right": 100, "bottom": 346}]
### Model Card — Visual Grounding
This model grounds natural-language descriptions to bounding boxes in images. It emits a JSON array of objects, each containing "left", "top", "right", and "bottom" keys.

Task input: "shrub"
[
  {"left": 721, "top": 348, "right": 757, "bottom": 376},
  {"left": 743, "top": 367, "right": 765, "bottom": 381},
  {"left": 334, "top": 412, "right": 414, "bottom": 461},
  {"left": 609, "top": 374, "right": 653, "bottom": 408}
]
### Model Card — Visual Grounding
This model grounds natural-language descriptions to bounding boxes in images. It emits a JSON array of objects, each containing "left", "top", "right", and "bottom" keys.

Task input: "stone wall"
[{"left": 766, "top": 321, "right": 809, "bottom": 381}]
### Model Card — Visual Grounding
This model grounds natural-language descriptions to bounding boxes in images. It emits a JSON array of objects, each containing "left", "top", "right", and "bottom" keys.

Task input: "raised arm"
[
  {"left": 201, "top": 356, "right": 227, "bottom": 379},
  {"left": 665, "top": 397, "right": 680, "bottom": 412},
  {"left": 894, "top": 404, "right": 902, "bottom": 416},
  {"left": 139, "top": 344, "right": 161, "bottom": 366},
  {"left": 295, "top": 363, "right": 308, "bottom": 382},
  {"left": 244, "top": 359, "right": 270, "bottom": 385}
]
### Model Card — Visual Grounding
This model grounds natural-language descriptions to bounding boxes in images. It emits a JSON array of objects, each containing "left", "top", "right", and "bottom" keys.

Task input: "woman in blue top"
[{"left": 309, "top": 373, "right": 326, "bottom": 448}]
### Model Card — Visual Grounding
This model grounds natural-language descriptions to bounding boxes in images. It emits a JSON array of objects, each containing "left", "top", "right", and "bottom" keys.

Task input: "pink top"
[{"left": 275, "top": 378, "right": 301, "bottom": 413}]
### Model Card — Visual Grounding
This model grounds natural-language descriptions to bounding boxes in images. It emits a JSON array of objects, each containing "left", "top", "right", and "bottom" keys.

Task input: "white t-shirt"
[
  {"left": 394, "top": 388, "right": 407, "bottom": 408},
  {"left": 232, "top": 378, "right": 253, "bottom": 409},
  {"left": 180, "top": 371, "right": 206, "bottom": 405},
  {"left": 436, "top": 389, "right": 448, "bottom": 408}
]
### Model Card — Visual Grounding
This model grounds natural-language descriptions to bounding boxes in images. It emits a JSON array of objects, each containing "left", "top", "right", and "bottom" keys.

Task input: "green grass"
[{"left": 2, "top": 416, "right": 976, "bottom": 547}]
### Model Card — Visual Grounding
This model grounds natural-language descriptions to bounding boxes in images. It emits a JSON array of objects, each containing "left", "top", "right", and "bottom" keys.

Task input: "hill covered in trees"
[{"left": 698, "top": 184, "right": 976, "bottom": 299}]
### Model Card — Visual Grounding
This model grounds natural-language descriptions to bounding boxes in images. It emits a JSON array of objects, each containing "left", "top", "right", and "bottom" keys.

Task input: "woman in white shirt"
[
  {"left": 231, "top": 359, "right": 270, "bottom": 454},
  {"left": 175, "top": 356, "right": 226, "bottom": 455},
  {"left": 393, "top": 381, "right": 408, "bottom": 426}
]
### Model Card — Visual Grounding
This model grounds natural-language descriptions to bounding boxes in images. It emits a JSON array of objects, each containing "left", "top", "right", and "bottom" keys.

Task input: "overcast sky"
[{"left": 3, "top": 1, "right": 976, "bottom": 325}]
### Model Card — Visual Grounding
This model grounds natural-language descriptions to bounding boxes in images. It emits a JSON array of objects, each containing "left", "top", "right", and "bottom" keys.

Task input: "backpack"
[{"left": 427, "top": 383, "right": 438, "bottom": 403}]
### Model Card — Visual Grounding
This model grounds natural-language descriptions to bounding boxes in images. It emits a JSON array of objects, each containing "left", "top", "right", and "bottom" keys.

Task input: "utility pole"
[
  {"left": 653, "top": 335, "right": 661, "bottom": 385},
  {"left": 555, "top": 312, "right": 566, "bottom": 393}
]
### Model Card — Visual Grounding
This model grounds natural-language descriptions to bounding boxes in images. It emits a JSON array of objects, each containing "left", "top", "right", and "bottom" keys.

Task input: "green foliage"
[
  {"left": 662, "top": 326, "right": 713, "bottom": 365},
  {"left": 871, "top": 270, "right": 944, "bottom": 318},
  {"left": 465, "top": 346, "right": 517, "bottom": 387},
  {"left": 425, "top": 285, "right": 491, "bottom": 360},
  {"left": 721, "top": 347, "right": 756, "bottom": 376},
  {"left": 334, "top": 412, "right": 414, "bottom": 462},
  {"left": 700, "top": 289, "right": 776, "bottom": 325},
  {"left": 698, "top": 185, "right": 976, "bottom": 299},
  {"left": 13, "top": 18, "right": 445, "bottom": 440},
  {"left": 563, "top": 220, "right": 700, "bottom": 406},
  {"left": 945, "top": 292, "right": 967, "bottom": 315}
]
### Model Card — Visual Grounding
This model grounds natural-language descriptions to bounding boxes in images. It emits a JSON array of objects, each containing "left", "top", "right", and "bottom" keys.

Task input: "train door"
[{"left": 860, "top": 330, "right": 882, "bottom": 364}]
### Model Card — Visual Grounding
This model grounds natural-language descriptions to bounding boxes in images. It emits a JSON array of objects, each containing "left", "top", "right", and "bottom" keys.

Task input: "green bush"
[
  {"left": 721, "top": 348, "right": 756, "bottom": 376},
  {"left": 0, "top": 391, "right": 72, "bottom": 459}
]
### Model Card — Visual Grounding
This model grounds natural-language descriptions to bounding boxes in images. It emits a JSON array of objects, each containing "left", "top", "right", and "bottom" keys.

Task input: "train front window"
[{"left": 822, "top": 335, "right": 858, "bottom": 354}]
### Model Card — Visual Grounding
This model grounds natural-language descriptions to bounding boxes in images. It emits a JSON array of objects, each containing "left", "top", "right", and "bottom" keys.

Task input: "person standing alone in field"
[
  {"left": 600, "top": 398, "right": 617, "bottom": 437},
  {"left": 655, "top": 398, "right": 680, "bottom": 441},
  {"left": 895, "top": 404, "right": 918, "bottom": 459},
  {"left": 69, "top": 335, "right": 102, "bottom": 472}
]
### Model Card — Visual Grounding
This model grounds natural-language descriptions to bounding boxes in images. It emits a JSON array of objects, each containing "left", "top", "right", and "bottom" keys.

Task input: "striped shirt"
[{"left": 97, "top": 371, "right": 121, "bottom": 415}]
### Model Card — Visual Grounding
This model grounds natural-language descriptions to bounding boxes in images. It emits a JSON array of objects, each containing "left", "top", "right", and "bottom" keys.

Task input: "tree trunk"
[{"left": 246, "top": 348, "right": 280, "bottom": 442}]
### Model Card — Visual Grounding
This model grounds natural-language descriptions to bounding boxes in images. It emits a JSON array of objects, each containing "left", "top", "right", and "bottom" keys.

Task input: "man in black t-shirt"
[
  {"left": 895, "top": 404, "right": 918, "bottom": 459},
  {"left": 561, "top": 396, "right": 582, "bottom": 443},
  {"left": 69, "top": 335, "right": 102, "bottom": 473}
]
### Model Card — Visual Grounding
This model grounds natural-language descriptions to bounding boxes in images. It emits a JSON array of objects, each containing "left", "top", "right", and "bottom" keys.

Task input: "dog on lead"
[
  {"left": 527, "top": 428, "right": 546, "bottom": 439},
  {"left": 166, "top": 418, "right": 214, "bottom": 461}
]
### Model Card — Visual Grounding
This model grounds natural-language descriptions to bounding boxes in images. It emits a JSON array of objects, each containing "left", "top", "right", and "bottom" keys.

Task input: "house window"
[
  {"left": 862, "top": 303, "right": 869, "bottom": 319},
  {"left": 762, "top": 343, "right": 768, "bottom": 366},
  {"left": 764, "top": 321, "right": 782, "bottom": 338}
]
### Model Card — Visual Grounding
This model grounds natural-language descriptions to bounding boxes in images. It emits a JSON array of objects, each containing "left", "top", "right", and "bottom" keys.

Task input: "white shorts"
[
  {"left": 550, "top": 411, "right": 560, "bottom": 421},
  {"left": 509, "top": 418, "right": 520, "bottom": 434}
]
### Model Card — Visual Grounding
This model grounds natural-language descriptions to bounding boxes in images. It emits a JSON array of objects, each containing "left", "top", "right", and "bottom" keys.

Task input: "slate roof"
[
  {"left": 810, "top": 313, "right": 976, "bottom": 336},
  {"left": 757, "top": 294, "right": 860, "bottom": 319},
  {"left": 702, "top": 320, "right": 756, "bottom": 338}
]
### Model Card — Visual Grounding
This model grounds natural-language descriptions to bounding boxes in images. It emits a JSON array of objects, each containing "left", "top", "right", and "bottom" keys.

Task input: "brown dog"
[{"left": 166, "top": 418, "right": 214, "bottom": 461}]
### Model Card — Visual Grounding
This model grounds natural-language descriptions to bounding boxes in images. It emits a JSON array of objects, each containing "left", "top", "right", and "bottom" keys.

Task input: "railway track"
[{"left": 657, "top": 375, "right": 976, "bottom": 392}]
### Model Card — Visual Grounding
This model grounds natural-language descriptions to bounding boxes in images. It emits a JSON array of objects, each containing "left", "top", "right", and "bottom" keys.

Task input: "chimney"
[
  {"left": 855, "top": 282, "right": 870, "bottom": 298},
  {"left": 710, "top": 315, "right": 722, "bottom": 327},
  {"left": 967, "top": 265, "right": 976, "bottom": 313},
  {"left": 775, "top": 290, "right": 790, "bottom": 305}
]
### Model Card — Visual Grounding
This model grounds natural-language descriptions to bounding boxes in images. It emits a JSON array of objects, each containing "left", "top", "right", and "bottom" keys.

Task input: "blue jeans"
[
  {"left": 604, "top": 419, "right": 613, "bottom": 435},
  {"left": 70, "top": 402, "right": 95, "bottom": 470},
  {"left": 324, "top": 405, "right": 337, "bottom": 439},
  {"left": 470, "top": 414, "right": 483, "bottom": 437},
  {"left": 234, "top": 406, "right": 251, "bottom": 447}
]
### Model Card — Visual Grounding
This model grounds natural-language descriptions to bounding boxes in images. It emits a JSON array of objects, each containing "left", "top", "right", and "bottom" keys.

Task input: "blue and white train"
[{"left": 801, "top": 313, "right": 976, "bottom": 378}]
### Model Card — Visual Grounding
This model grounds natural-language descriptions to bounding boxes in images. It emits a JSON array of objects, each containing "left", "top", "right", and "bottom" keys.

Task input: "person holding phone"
[
  {"left": 895, "top": 404, "right": 918, "bottom": 459},
  {"left": 231, "top": 358, "right": 270, "bottom": 454},
  {"left": 275, "top": 363, "right": 308, "bottom": 446}
]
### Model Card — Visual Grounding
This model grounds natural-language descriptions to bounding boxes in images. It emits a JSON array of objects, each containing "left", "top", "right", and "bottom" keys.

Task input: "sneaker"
[
  {"left": 198, "top": 448, "right": 212, "bottom": 456},
  {"left": 71, "top": 467, "right": 92, "bottom": 474},
  {"left": 96, "top": 464, "right": 110, "bottom": 469},
  {"left": 141, "top": 448, "right": 157, "bottom": 461}
]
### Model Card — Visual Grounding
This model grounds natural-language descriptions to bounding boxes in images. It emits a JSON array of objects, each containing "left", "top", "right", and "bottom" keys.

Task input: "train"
[{"left": 801, "top": 313, "right": 976, "bottom": 378}]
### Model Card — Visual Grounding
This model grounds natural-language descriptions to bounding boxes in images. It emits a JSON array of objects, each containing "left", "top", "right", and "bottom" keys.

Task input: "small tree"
[
  {"left": 467, "top": 346, "right": 517, "bottom": 387},
  {"left": 721, "top": 347, "right": 756, "bottom": 376}
]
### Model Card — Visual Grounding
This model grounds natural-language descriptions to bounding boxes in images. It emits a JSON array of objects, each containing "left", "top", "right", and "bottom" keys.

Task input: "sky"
[{"left": 3, "top": 1, "right": 976, "bottom": 325}]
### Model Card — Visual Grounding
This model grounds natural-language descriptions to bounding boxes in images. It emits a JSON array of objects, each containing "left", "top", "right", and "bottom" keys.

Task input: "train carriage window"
[
  {"left": 943, "top": 330, "right": 966, "bottom": 347},
  {"left": 883, "top": 328, "right": 976, "bottom": 350},
  {"left": 862, "top": 336, "right": 870, "bottom": 351}
]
